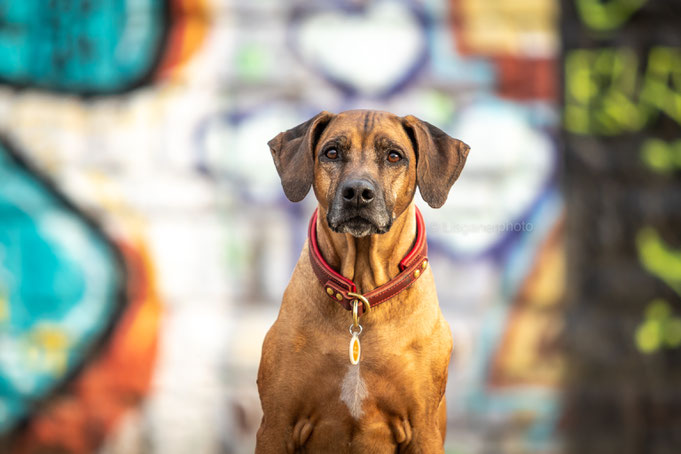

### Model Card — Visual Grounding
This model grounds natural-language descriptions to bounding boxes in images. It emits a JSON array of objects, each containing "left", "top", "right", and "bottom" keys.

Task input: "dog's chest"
[{"left": 296, "top": 337, "right": 436, "bottom": 417}]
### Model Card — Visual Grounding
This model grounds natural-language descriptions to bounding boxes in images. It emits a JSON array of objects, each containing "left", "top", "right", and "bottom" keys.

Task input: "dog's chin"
[{"left": 328, "top": 216, "right": 391, "bottom": 238}]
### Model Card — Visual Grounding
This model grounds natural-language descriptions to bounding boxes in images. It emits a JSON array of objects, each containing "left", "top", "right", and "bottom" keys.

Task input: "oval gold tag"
[{"left": 349, "top": 333, "right": 361, "bottom": 365}]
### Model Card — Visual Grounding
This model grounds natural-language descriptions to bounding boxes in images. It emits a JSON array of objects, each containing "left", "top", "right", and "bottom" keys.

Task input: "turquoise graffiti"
[
  {"left": 0, "top": 0, "right": 167, "bottom": 94},
  {"left": 0, "top": 139, "right": 125, "bottom": 434}
]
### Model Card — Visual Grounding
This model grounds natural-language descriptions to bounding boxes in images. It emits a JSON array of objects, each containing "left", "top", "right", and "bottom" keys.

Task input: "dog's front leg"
[
  {"left": 402, "top": 429, "right": 446, "bottom": 454},
  {"left": 437, "top": 396, "right": 447, "bottom": 444},
  {"left": 254, "top": 419, "right": 283, "bottom": 454}
]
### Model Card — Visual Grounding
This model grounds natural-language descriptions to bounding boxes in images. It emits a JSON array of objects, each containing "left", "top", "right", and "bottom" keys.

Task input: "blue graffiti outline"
[{"left": 287, "top": 0, "right": 431, "bottom": 100}]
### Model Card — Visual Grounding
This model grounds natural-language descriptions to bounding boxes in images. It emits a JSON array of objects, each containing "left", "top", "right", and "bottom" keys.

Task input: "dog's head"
[{"left": 268, "top": 110, "right": 469, "bottom": 237}]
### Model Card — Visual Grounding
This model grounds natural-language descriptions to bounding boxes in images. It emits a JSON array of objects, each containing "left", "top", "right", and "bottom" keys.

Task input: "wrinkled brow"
[
  {"left": 374, "top": 135, "right": 406, "bottom": 152},
  {"left": 319, "top": 135, "right": 350, "bottom": 152}
]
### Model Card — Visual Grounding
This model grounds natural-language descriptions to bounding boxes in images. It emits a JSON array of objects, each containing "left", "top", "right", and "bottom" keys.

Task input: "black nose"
[{"left": 341, "top": 179, "right": 376, "bottom": 207}]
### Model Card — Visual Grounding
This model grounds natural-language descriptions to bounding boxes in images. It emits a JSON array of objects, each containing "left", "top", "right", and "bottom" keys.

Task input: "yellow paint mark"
[
  {"left": 36, "top": 329, "right": 68, "bottom": 351},
  {"left": 25, "top": 325, "right": 71, "bottom": 375},
  {"left": 0, "top": 292, "right": 9, "bottom": 323}
]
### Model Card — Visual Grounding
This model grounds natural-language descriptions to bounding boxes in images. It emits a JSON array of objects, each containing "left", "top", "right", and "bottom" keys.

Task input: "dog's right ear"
[{"left": 268, "top": 111, "right": 335, "bottom": 202}]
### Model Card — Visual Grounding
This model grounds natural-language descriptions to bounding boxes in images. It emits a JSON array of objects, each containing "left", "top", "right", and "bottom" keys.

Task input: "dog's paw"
[
  {"left": 287, "top": 418, "right": 313, "bottom": 453},
  {"left": 390, "top": 418, "right": 412, "bottom": 446}
]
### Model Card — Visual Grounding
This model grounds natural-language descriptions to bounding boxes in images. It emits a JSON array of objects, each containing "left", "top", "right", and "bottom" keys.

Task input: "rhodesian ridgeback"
[{"left": 257, "top": 110, "right": 470, "bottom": 453}]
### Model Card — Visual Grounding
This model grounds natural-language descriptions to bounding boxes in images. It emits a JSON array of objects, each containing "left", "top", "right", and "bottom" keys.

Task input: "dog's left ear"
[
  {"left": 402, "top": 115, "right": 470, "bottom": 209},
  {"left": 268, "top": 111, "right": 335, "bottom": 202}
]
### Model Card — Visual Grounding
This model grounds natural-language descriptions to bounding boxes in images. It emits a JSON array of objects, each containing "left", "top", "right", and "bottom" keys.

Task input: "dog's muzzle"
[{"left": 327, "top": 178, "right": 392, "bottom": 237}]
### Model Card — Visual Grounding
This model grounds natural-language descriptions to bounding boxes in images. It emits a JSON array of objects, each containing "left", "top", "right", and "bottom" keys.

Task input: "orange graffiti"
[
  {"left": 489, "top": 218, "right": 566, "bottom": 388},
  {"left": 10, "top": 241, "right": 163, "bottom": 454},
  {"left": 157, "top": 0, "right": 211, "bottom": 79}
]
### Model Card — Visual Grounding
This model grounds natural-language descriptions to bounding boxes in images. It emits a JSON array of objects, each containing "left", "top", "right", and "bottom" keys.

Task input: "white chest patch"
[{"left": 340, "top": 364, "right": 368, "bottom": 419}]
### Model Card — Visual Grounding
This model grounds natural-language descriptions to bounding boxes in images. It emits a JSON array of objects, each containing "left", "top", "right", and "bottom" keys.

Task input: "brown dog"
[{"left": 257, "top": 110, "right": 469, "bottom": 453}]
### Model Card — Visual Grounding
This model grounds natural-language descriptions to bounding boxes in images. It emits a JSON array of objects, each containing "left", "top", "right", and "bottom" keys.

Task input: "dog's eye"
[
  {"left": 325, "top": 148, "right": 338, "bottom": 160},
  {"left": 387, "top": 151, "right": 402, "bottom": 163}
]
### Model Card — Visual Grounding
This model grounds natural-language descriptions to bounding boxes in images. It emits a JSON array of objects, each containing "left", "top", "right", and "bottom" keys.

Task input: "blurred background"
[{"left": 0, "top": 0, "right": 679, "bottom": 453}]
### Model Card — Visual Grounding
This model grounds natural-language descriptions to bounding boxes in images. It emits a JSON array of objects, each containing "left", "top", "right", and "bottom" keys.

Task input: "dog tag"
[{"left": 349, "top": 332, "right": 361, "bottom": 365}]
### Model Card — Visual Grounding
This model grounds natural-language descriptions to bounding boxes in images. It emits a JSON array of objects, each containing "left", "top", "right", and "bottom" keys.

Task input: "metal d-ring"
[{"left": 347, "top": 291, "right": 370, "bottom": 315}]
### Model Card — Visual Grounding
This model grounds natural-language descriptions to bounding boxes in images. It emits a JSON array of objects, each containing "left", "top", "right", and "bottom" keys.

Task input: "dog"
[{"left": 256, "top": 110, "right": 469, "bottom": 453}]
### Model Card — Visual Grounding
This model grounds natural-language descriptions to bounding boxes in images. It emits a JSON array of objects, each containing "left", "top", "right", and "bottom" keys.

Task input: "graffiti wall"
[{"left": 0, "top": 0, "right": 563, "bottom": 453}]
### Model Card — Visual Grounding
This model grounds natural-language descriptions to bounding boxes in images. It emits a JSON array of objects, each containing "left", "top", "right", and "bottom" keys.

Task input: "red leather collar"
[{"left": 308, "top": 207, "right": 429, "bottom": 316}]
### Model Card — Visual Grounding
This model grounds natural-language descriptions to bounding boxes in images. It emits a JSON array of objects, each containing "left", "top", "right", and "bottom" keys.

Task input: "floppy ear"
[
  {"left": 267, "top": 111, "right": 334, "bottom": 202},
  {"left": 402, "top": 115, "right": 470, "bottom": 208}
]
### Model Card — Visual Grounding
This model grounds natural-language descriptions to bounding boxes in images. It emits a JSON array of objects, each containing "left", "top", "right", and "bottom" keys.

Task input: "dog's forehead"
[{"left": 320, "top": 110, "right": 409, "bottom": 145}]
